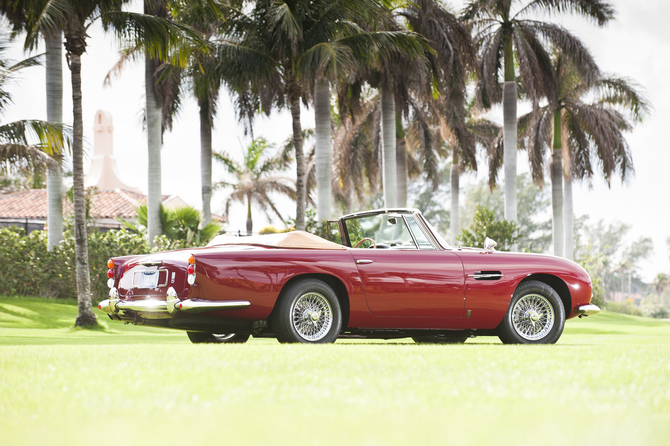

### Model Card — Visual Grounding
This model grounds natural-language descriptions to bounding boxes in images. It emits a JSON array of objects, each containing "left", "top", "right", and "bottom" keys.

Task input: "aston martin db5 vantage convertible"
[{"left": 98, "top": 208, "right": 600, "bottom": 344}]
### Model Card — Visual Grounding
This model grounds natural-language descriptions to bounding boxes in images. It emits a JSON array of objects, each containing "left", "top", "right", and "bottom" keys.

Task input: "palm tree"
[
  {"left": 332, "top": 90, "right": 382, "bottom": 212},
  {"left": 401, "top": 0, "right": 477, "bottom": 211},
  {"left": 0, "top": 44, "right": 67, "bottom": 170},
  {"left": 26, "top": 0, "right": 203, "bottom": 327},
  {"left": 218, "top": 0, "right": 425, "bottom": 230},
  {"left": 462, "top": 0, "right": 614, "bottom": 246},
  {"left": 170, "top": 0, "right": 228, "bottom": 227},
  {"left": 314, "top": 79, "right": 333, "bottom": 220},
  {"left": 519, "top": 47, "right": 600, "bottom": 257},
  {"left": 0, "top": 0, "right": 65, "bottom": 251},
  {"left": 520, "top": 55, "right": 649, "bottom": 259},
  {"left": 214, "top": 137, "right": 296, "bottom": 235}
]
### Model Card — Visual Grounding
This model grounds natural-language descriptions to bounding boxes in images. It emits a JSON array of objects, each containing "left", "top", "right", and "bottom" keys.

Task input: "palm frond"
[
  {"left": 595, "top": 76, "right": 651, "bottom": 122},
  {"left": 520, "top": 19, "right": 599, "bottom": 86},
  {"left": 103, "top": 11, "right": 207, "bottom": 67},
  {"left": 515, "top": 0, "right": 614, "bottom": 26}
]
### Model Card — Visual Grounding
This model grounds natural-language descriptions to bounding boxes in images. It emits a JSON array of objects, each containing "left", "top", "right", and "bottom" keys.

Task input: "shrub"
[
  {"left": 0, "top": 227, "right": 150, "bottom": 301},
  {"left": 259, "top": 226, "right": 279, "bottom": 234},
  {"left": 605, "top": 301, "right": 643, "bottom": 316},
  {"left": 457, "top": 206, "right": 519, "bottom": 251},
  {"left": 650, "top": 307, "right": 669, "bottom": 319}
]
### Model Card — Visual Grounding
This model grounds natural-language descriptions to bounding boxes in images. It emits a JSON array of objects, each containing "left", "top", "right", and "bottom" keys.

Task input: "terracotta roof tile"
[{"left": 0, "top": 188, "right": 226, "bottom": 223}]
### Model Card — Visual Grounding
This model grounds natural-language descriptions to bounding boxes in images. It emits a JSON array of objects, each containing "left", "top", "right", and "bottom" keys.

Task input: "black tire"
[
  {"left": 272, "top": 278, "right": 342, "bottom": 344},
  {"left": 412, "top": 335, "right": 468, "bottom": 344},
  {"left": 498, "top": 280, "right": 565, "bottom": 344},
  {"left": 186, "top": 332, "right": 251, "bottom": 344}
]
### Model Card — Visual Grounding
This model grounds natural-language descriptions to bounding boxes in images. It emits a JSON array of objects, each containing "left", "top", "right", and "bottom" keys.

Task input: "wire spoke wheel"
[
  {"left": 290, "top": 292, "right": 333, "bottom": 342},
  {"left": 511, "top": 293, "right": 555, "bottom": 341}
]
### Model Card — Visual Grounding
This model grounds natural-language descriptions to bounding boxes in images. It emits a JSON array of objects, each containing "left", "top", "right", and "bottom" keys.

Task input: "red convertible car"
[{"left": 98, "top": 208, "right": 599, "bottom": 344}]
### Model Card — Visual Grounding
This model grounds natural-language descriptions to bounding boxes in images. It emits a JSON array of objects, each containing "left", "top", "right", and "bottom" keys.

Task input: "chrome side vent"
[{"left": 468, "top": 271, "right": 503, "bottom": 280}]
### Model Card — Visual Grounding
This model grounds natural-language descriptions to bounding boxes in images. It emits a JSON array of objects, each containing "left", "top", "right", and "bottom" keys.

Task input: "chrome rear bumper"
[
  {"left": 577, "top": 304, "right": 601, "bottom": 316},
  {"left": 98, "top": 287, "right": 250, "bottom": 315}
]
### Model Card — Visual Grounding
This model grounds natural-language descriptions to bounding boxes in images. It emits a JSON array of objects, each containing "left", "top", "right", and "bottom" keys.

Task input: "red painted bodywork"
[{"left": 110, "top": 240, "right": 593, "bottom": 332}]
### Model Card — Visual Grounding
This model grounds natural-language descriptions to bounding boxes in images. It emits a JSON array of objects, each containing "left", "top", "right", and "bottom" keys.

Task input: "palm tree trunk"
[
  {"left": 503, "top": 35, "right": 517, "bottom": 250},
  {"left": 314, "top": 79, "right": 332, "bottom": 221},
  {"left": 563, "top": 171, "right": 574, "bottom": 261},
  {"left": 381, "top": 87, "right": 397, "bottom": 208},
  {"left": 146, "top": 56, "right": 162, "bottom": 245},
  {"left": 551, "top": 110, "right": 564, "bottom": 257},
  {"left": 396, "top": 137, "right": 407, "bottom": 207},
  {"left": 69, "top": 51, "right": 96, "bottom": 327},
  {"left": 246, "top": 194, "right": 252, "bottom": 235},
  {"left": 199, "top": 101, "right": 212, "bottom": 226},
  {"left": 46, "top": 32, "right": 63, "bottom": 251},
  {"left": 450, "top": 151, "right": 459, "bottom": 245},
  {"left": 289, "top": 82, "right": 306, "bottom": 231}
]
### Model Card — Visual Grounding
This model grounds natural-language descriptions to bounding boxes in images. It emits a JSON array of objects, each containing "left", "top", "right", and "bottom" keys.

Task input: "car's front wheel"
[
  {"left": 498, "top": 280, "right": 565, "bottom": 344},
  {"left": 186, "top": 332, "right": 250, "bottom": 344},
  {"left": 272, "top": 278, "right": 342, "bottom": 344}
]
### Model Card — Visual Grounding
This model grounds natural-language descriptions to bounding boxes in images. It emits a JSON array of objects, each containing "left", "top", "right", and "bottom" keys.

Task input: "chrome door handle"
[
  {"left": 356, "top": 259, "right": 374, "bottom": 265},
  {"left": 467, "top": 271, "right": 503, "bottom": 280}
]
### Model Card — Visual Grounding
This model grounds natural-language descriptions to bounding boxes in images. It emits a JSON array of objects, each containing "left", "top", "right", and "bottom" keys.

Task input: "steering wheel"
[{"left": 353, "top": 237, "right": 377, "bottom": 249}]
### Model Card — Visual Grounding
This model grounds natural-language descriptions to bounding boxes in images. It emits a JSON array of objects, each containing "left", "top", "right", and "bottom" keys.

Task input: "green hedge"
[
  {"left": 0, "top": 227, "right": 150, "bottom": 301},
  {"left": 605, "top": 301, "right": 643, "bottom": 317}
]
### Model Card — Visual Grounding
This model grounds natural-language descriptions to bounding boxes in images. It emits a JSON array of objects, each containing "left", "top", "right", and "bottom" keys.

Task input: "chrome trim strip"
[
  {"left": 577, "top": 304, "right": 601, "bottom": 316},
  {"left": 179, "top": 299, "right": 251, "bottom": 314},
  {"left": 400, "top": 215, "right": 420, "bottom": 250},
  {"left": 117, "top": 299, "right": 168, "bottom": 312}
]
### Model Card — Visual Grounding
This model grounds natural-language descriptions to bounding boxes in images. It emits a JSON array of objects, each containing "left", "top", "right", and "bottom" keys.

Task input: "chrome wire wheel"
[
  {"left": 290, "top": 292, "right": 333, "bottom": 342},
  {"left": 510, "top": 293, "right": 555, "bottom": 341}
]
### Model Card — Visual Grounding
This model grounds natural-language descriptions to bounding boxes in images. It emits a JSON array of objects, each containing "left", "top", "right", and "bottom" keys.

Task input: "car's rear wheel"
[
  {"left": 272, "top": 278, "right": 342, "bottom": 344},
  {"left": 186, "top": 332, "right": 250, "bottom": 344},
  {"left": 498, "top": 280, "right": 565, "bottom": 344},
  {"left": 412, "top": 335, "right": 468, "bottom": 344}
]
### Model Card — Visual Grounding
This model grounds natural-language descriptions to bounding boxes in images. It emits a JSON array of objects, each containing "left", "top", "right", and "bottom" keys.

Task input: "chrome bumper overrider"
[
  {"left": 577, "top": 304, "right": 601, "bottom": 316},
  {"left": 98, "top": 287, "right": 250, "bottom": 315}
]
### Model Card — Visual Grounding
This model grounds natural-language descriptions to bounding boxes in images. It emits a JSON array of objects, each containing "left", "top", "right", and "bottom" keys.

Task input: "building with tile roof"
[{"left": 0, "top": 110, "right": 225, "bottom": 233}]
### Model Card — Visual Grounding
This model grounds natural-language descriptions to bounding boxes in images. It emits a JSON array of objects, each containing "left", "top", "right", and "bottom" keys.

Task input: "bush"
[
  {"left": 259, "top": 226, "right": 279, "bottom": 234},
  {"left": 0, "top": 227, "right": 150, "bottom": 301},
  {"left": 605, "top": 301, "right": 643, "bottom": 316},
  {"left": 650, "top": 307, "right": 669, "bottom": 319},
  {"left": 457, "top": 206, "right": 519, "bottom": 251}
]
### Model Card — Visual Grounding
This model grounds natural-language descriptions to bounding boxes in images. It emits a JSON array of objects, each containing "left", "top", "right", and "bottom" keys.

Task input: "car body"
[{"left": 99, "top": 208, "right": 600, "bottom": 344}]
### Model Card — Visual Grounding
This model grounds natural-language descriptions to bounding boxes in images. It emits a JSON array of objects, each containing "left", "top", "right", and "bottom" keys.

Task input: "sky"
[{"left": 2, "top": 0, "right": 669, "bottom": 281}]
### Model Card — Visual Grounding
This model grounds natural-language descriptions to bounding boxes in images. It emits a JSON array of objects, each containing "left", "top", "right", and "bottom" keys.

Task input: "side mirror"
[{"left": 484, "top": 237, "right": 497, "bottom": 252}]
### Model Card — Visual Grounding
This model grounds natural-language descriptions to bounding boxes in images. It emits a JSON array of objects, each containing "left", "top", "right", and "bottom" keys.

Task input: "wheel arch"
[
  {"left": 275, "top": 273, "right": 351, "bottom": 328},
  {"left": 517, "top": 274, "right": 571, "bottom": 319}
]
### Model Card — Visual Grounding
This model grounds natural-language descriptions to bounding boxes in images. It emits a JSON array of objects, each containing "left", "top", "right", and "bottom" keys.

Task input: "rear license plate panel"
[{"left": 138, "top": 271, "right": 159, "bottom": 288}]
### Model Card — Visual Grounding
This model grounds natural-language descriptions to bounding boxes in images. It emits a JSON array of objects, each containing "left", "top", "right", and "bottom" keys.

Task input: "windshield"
[
  {"left": 344, "top": 213, "right": 417, "bottom": 249},
  {"left": 422, "top": 218, "right": 451, "bottom": 249}
]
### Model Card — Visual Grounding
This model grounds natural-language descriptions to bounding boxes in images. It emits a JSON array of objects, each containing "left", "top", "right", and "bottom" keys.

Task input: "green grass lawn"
[{"left": 1, "top": 296, "right": 669, "bottom": 446}]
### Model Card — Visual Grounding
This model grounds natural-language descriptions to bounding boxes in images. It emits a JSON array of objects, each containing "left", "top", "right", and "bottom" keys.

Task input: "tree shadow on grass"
[{"left": 0, "top": 303, "right": 74, "bottom": 330}]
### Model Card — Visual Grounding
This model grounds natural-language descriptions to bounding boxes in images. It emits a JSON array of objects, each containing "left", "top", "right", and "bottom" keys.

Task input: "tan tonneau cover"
[{"left": 207, "top": 230, "right": 347, "bottom": 250}]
